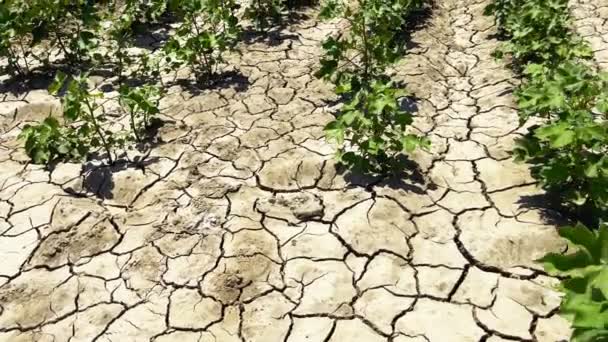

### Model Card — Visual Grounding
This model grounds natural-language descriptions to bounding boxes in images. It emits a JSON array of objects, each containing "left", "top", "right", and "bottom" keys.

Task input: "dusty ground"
[{"left": 0, "top": 0, "right": 606, "bottom": 341}]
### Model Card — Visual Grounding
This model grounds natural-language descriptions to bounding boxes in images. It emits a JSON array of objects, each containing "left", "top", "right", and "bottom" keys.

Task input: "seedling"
[
  {"left": 317, "top": 0, "right": 428, "bottom": 172},
  {"left": 163, "top": 0, "right": 240, "bottom": 84},
  {"left": 539, "top": 223, "right": 608, "bottom": 342}
]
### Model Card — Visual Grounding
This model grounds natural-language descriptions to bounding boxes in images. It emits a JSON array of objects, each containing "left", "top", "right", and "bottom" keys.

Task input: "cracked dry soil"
[{"left": 1, "top": 0, "right": 606, "bottom": 341}]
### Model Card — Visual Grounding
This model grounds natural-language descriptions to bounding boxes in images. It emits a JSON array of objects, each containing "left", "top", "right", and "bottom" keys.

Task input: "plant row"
[
  {"left": 20, "top": 72, "right": 161, "bottom": 165},
  {"left": 539, "top": 223, "right": 608, "bottom": 342},
  {"left": 485, "top": 0, "right": 608, "bottom": 340},
  {"left": 316, "top": 0, "right": 429, "bottom": 173},
  {"left": 485, "top": 0, "right": 608, "bottom": 221},
  {"left": 5, "top": 0, "right": 431, "bottom": 171},
  {"left": 2, "top": 0, "right": 310, "bottom": 165},
  {"left": 0, "top": 0, "right": 303, "bottom": 84}
]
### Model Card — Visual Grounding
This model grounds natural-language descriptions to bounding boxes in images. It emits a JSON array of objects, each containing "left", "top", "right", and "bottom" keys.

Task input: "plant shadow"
[
  {"left": 516, "top": 193, "right": 570, "bottom": 226},
  {"left": 335, "top": 154, "right": 430, "bottom": 194},
  {"left": 239, "top": 5, "right": 315, "bottom": 46},
  {"left": 518, "top": 192, "right": 607, "bottom": 228},
  {"left": 0, "top": 67, "right": 59, "bottom": 96},
  {"left": 0, "top": 56, "right": 110, "bottom": 95},
  {"left": 131, "top": 24, "right": 173, "bottom": 51},
  {"left": 400, "top": 96, "right": 419, "bottom": 112},
  {"left": 240, "top": 27, "right": 301, "bottom": 47},
  {"left": 165, "top": 69, "right": 251, "bottom": 95},
  {"left": 394, "top": 0, "right": 435, "bottom": 51},
  {"left": 63, "top": 155, "right": 160, "bottom": 200}
]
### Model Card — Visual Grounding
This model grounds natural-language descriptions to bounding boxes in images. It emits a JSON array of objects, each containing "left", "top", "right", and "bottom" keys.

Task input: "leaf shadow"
[
  {"left": 0, "top": 68, "right": 58, "bottom": 96},
  {"left": 63, "top": 156, "right": 160, "bottom": 200},
  {"left": 518, "top": 192, "right": 607, "bottom": 228},
  {"left": 516, "top": 193, "right": 572, "bottom": 226},
  {"left": 239, "top": 6, "right": 315, "bottom": 46},
  {"left": 335, "top": 154, "right": 430, "bottom": 194},
  {"left": 240, "top": 27, "right": 300, "bottom": 47},
  {"left": 167, "top": 69, "right": 251, "bottom": 95}
]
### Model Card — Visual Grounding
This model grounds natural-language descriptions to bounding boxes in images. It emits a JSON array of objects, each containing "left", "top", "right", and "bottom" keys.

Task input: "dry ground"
[{"left": 0, "top": 0, "right": 607, "bottom": 341}]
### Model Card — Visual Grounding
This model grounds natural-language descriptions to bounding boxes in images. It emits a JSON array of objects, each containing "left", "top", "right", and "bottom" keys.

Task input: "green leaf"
[
  {"left": 571, "top": 328, "right": 608, "bottom": 342},
  {"left": 324, "top": 120, "right": 344, "bottom": 145},
  {"left": 340, "top": 109, "right": 359, "bottom": 125},
  {"left": 599, "top": 225, "right": 608, "bottom": 263},
  {"left": 49, "top": 71, "right": 67, "bottom": 95},
  {"left": 584, "top": 162, "right": 600, "bottom": 178},
  {"left": 535, "top": 123, "right": 575, "bottom": 148},
  {"left": 539, "top": 251, "right": 594, "bottom": 276},
  {"left": 57, "top": 143, "right": 70, "bottom": 154},
  {"left": 33, "top": 149, "right": 49, "bottom": 164},
  {"left": 568, "top": 300, "right": 608, "bottom": 330},
  {"left": 539, "top": 221, "right": 608, "bottom": 340},
  {"left": 560, "top": 224, "right": 601, "bottom": 262},
  {"left": 402, "top": 134, "right": 422, "bottom": 153},
  {"left": 576, "top": 124, "right": 605, "bottom": 142},
  {"left": 591, "top": 268, "right": 608, "bottom": 299}
]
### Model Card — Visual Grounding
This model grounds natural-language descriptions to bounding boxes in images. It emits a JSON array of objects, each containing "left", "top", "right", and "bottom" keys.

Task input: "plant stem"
[
  {"left": 84, "top": 95, "right": 113, "bottom": 164},
  {"left": 6, "top": 45, "right": 24, "bottom": 76},
  {"left": 17, "top": 40, "right": 30, "bottom": 73},
  {"left": 55, "top": 29, "right": 73, "bottom": 63},
  {"left": 192, "top": 17, "right": 213, "bottom": 82},
  {"left": 117, "top": 42, "right": 125, "bottom": 86},
  {"left": 360, "top": 0, "right": 369, "bottom": 85},
  {"left": 130, "top": 108, "right": 140, "bottom": 142}
]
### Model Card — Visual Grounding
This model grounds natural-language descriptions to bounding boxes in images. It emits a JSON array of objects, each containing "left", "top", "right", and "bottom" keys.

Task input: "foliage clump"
[
  {"left": 163, "top": 0, "right": 241, "bottom": 83},
  {"left": 0, "top": 0, "right": 103, "bottom": 74},
  {"left": 486, "top": 0, "right": 608, "bottom": 220},
  {"left": 487, "top": 0, "right": 608, "bottom": 340},
  {"left": 19, "top": 72, "right": 160, "bottom": 165},
  {"left": 539, "top": 223, "right": 608, "bottom": 342},
  {"left": 316, "top": 0, "right": 428, "bottom": 173},
  {"left": 513, "top": 63, "right": 608, "bottom": 215},
  {"left": 485, "top": 0, "right": 592, "bottom": 67},
  {"left": 244, "top": 0, "right": 285, "bottom": 30}
]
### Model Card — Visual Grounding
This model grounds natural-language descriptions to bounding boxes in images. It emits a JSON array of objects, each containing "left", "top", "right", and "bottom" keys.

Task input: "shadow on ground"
[
  {"left": 517, "top": 193, "right": 571, "bottom": 226},
  {"left": 335, "top": 154, "right": 431, "bottom": 194},
  {"left": 165, "top": 70, "right": 251, "bottom": 95},
  {"left": 62, "top": 155, "right": 160, "bottom": 200},
  {"left": 519, "top": 192, "right": 607, "bottom": 227}
]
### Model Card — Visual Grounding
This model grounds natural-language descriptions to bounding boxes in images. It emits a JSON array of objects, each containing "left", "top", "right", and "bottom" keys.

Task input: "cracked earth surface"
[{"left": 1, "top": 0, "right": 606, "bottom": 341}]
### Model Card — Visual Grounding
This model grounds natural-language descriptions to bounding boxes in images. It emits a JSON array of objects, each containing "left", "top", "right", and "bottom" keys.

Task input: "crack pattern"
[
  {"left": 570, "top": 0, "right": 608, "bottom": 69},
  {"left": 1, "top": 0, "right": 599, "bottom": 340}
]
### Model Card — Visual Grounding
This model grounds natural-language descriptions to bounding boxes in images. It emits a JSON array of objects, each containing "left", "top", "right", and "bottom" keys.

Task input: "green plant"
[
  {"left": 0, "top": 1, "right": 32, "bottom": 75},
  {"left": 244, "top": 0, "right": 284, "bottom": 31},
  {"left": 485, "top": 0, "right": 592, "bottom": 67},
  {"left": 484, "top": 0, "right": 521, "bottom": 34},
  {"left": 107, "top": 0, "right": 169, "bottom": 83},
  {"left": 318, "top": 0, "right": 344, "bottom": 19},
  {"left": 325, "top": 79, "right": 429, "bottom": 172},
  {"left": 19, "top": 116, "right": 88, "bottom": 164},
  {"left": 122, "top": 0, "right": 168, "bottom": 25},
  {"left": 516, "top": 62, "right": 607, "bottom": 122},
  {"left": 163, "top": 0, "right": 240, "bottom": 84},
  {"left": 539, "top": 223, "right": 608, "bottom": 342},
  {"left": 0, "top": 0, "right": 103, "bottom": 75},
  {"left": 50, "top": 72, "right": 125, "bottom": 164},
  {"left": 107, "top": 1, "right": 139, "bottom": 84},
  {"left": 486, "top": 0, "right": 608, "bottom": 219},
  {"left": 21, "top": 72, "right": 162, "bottom": 165},
  {"left": 513, "top": 62, "right": 608, "bottom": 217},
  {"left": 119, "top": 84, "right": 161, "bottom": 142},
  {"left": 317, "top": 0, "right": 428, "bottom": 172},
  {"left": 486, "top": 0, "right": 608, "bottom": 336},
  {"left": 317, "top": 0, "right": 422, "bottom": 91},
  {"left": 515, "top": 120, "right": 608, "bottom": 217}
]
